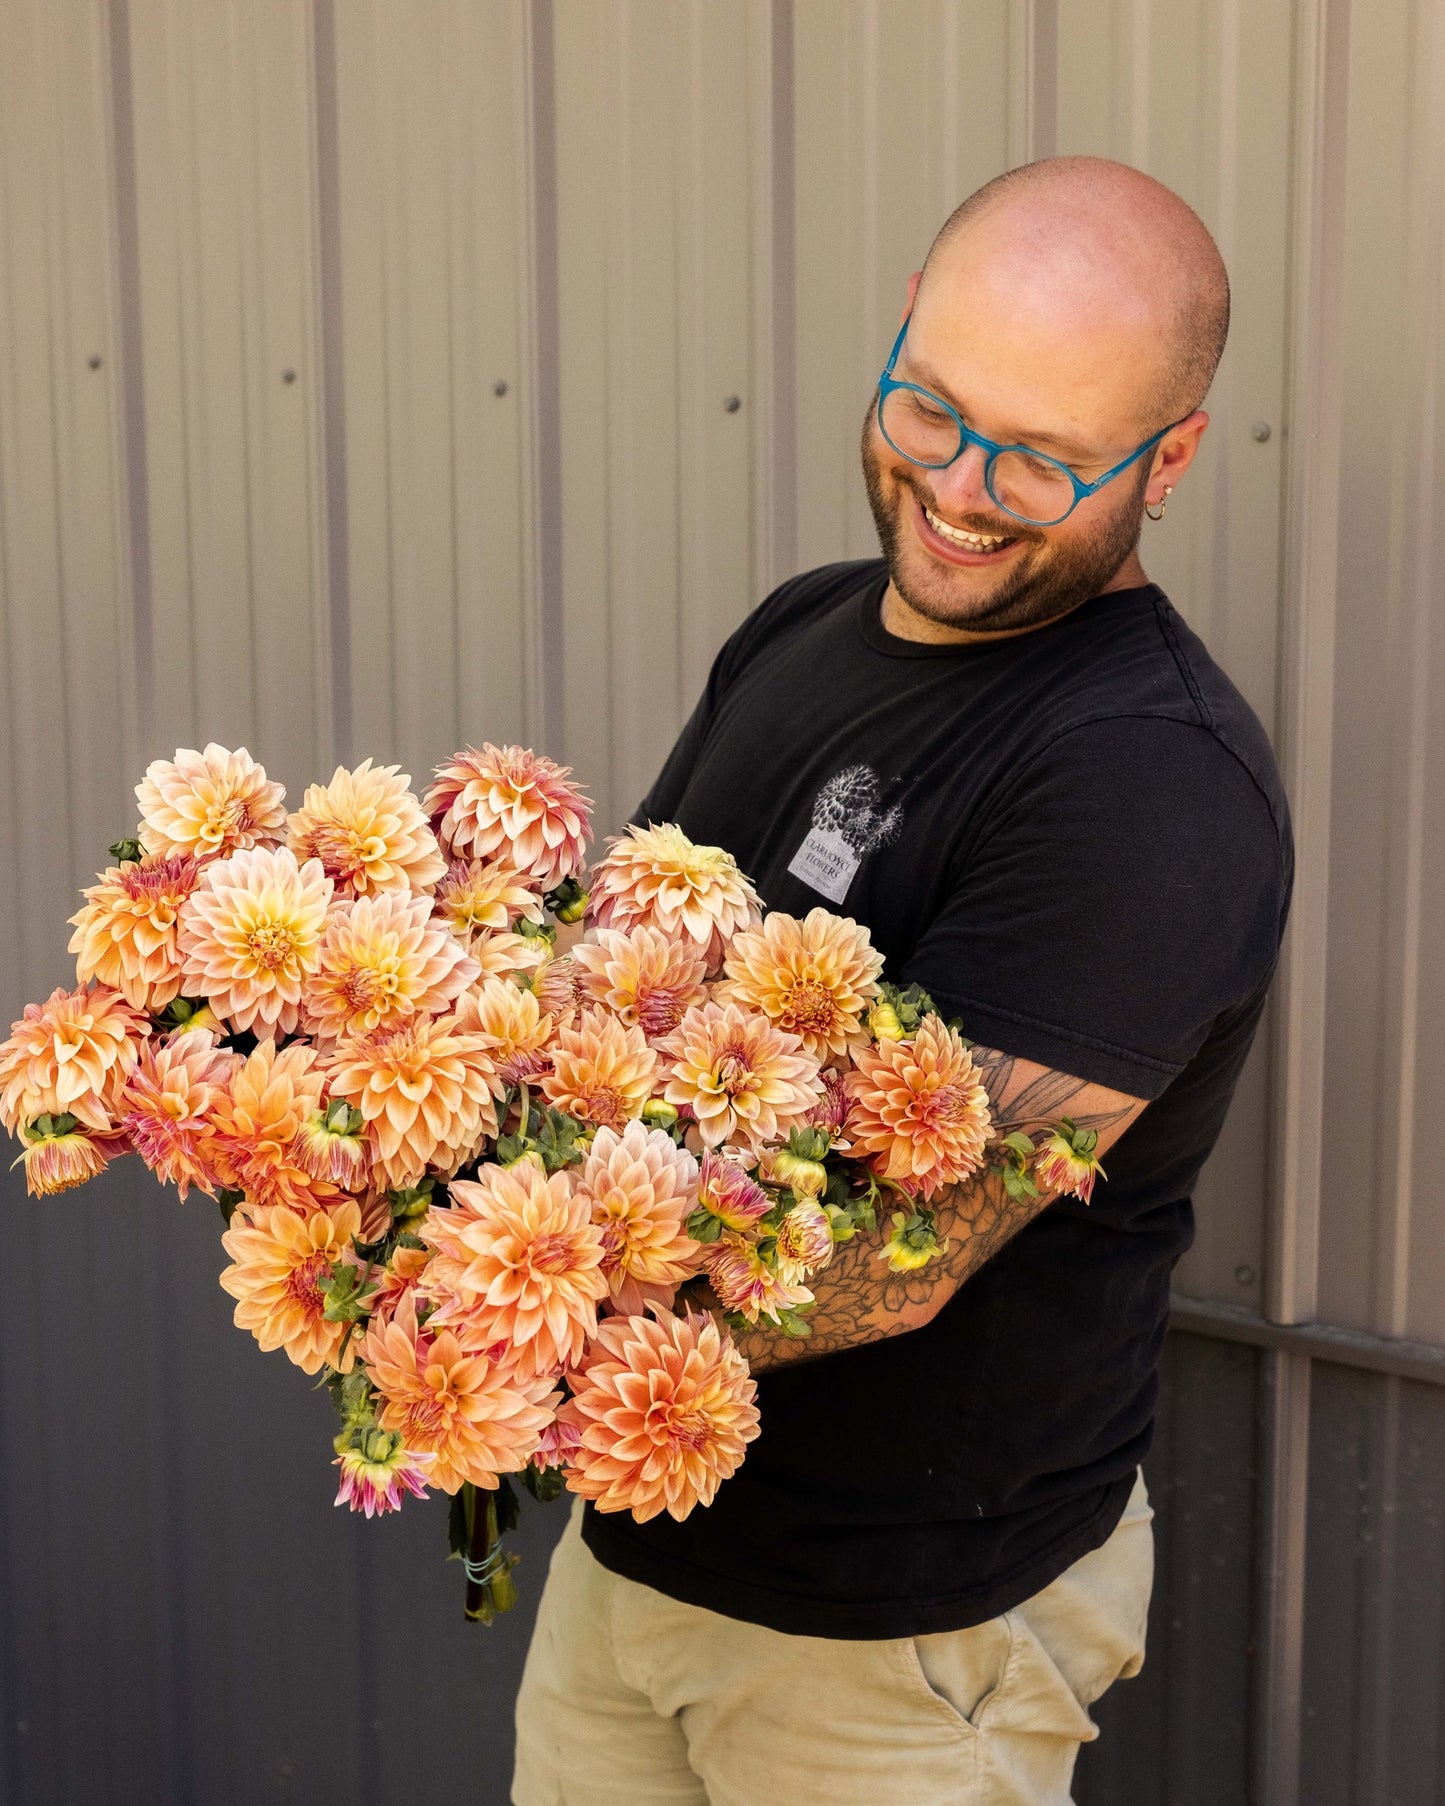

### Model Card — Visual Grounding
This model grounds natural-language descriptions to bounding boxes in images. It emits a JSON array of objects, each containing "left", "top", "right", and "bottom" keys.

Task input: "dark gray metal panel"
[
  {"left": 1077, "top": 1330, "right": 1263, "bottom": 1806},
  {"left": 1300, "top": 1364, "right": 1445, "bottom": 1806},
  {"left": 0, "top": 1155, "right": 566, "bottom": 1804}
]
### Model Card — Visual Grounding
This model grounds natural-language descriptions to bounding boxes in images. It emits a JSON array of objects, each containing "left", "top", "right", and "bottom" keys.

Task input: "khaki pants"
[{"left": 513, "top": 1472, "right": 1153, "bottom": 1806}]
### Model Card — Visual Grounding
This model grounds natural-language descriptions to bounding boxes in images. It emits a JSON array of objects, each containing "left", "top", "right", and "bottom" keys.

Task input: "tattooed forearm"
[{"left": 704, "top": 1044, "right": 1145, "bottom": 1376}]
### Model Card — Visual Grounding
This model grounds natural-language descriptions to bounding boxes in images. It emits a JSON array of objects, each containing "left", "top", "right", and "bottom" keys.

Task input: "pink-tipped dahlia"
[
  {"left": 1033, "top": 1122, "right": 1106, "bottom": 1204},
  {"left": 120, "top": 1028, "right": 237, "bottom": 1199},
  {"left": 177, "top": 845, "right": 332, "bottom": 1036},
  {"left": 135, "top": 743, "right": 287, "bottom": 862},
  {"left": 704, "top": 1238, "right": 815, "bottom": 1324},
  {"left": 805, "top": 1068, "right": 851, "bottom": 1141},
  {"left": 530, "top": 952, "right": 581, "bottom": 1026},
  {"left": 326, "top": 1015, "right": 498, "bottom": 1191},
  {"left": 695, "top": 1150, "right": 771, "bottom": 1232},
  {"left": 449, "top": 977, "right": 555, "bottom": 1090},
  {"left": 720, "top": 907, "right": 883, "bottom": 1064},
  {"left": 302, "top": 891, "right": 477, "bottom": 1043},
  {"left": 589, "top": 823, "right": 761, "bottom": 971},
  {"left": 560, "top": 1308, "right": 759, "bottom": 1522},
  {"left": 364, "top": 1290, "right": 560, "bottom": 1493},
  {"left": 206, "top": 1039, "right": 343, "bottom": 1212},
  {"left": 845, "top": 1014, "right": 992, "bottom": 1200},
  {"left": 291, "top": 1101, "right": 371, "bottom": 1192},
  {"left": 773, "top": 1199, "right": 836, "bottom": 1283},
  {"left": 333, "top": 1432, "right": 433, "bottom": 1517},
  {"left": 575, "top": 1120, "right": 702, "bottom": 1315},
  {"left": 425, "top": 744, "right": 592, "bottom": 889},
  {"left": 17, "top": 1122, "right": 112, "bottom": 1196},
  {"left": 0, "top": 984, "right": 150, "bottom": 1135},
  {"left": 287, "top": 758, "right": 446, "bottom": 897},
  {"left": 541, "top": 1007, "right": 658, "bottom": 1132},
  {"left": 218, "top": 1198, "right": 363, "bottom": 1375},
  {"left": 660, "top": 1000, "right": 820, "bottom": 1153},
  {"left": 433, "top": 858, "right": 542, "bottom": 945},
  {"left": 422, "top": 1162, "right": 608, "bottom": 1380},
  {"left": 67, "top": 853, "right": 202, "bottom": 1011},
  {"left": 571, "top": 925, "right": 709, "bottom": 1039}
]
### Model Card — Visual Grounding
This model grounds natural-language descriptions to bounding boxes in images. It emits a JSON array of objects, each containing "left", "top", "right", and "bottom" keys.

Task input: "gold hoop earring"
[{"left": 1145, "top": 484, "right": 1174, "bottom": 523}]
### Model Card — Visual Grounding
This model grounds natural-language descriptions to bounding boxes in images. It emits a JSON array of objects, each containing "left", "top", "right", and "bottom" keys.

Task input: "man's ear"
[{"left": 902, "top": 271, "right": 922, "bottom": 319}]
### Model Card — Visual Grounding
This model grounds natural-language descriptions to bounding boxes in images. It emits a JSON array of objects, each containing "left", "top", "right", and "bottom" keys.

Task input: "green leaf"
[
  {"left": 215, "top": 1186, "right": 245, "bottom": 1225},
  {"left": 685, "top": 1207, "right": 724, "bottom": 1244},
  {"left": 447, "top": 1487, "right": 471, "bottom": 1559},
  {"left": 495, "top": 1473, "right": 521, "bottom": 1536},
  {"left": 773, "top": 1306, "right": 814, "bottom": 1339},
  {"left": 521, "top": 1461, "right": 567, "bottom": 1504}
]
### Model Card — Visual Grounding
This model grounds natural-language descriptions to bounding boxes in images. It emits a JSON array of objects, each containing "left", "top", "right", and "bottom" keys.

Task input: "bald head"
[{"left": 918, "top": 157, "right": 1229, "bottom": 430}]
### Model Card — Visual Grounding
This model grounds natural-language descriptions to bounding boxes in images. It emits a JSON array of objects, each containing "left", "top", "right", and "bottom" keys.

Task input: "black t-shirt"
[{"left": 580, "top": 560, "right": 1293, "bottom": 1639}]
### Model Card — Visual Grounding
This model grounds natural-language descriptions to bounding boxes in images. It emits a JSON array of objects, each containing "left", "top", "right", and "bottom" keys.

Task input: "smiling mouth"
[{"left": 921, "top": 503, "right": 1019, "bottom": 554}]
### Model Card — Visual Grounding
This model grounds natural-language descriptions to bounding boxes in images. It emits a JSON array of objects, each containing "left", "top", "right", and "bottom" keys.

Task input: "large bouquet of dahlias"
[{"left": 1, "top": 741, "right": 1103, "bottom": 1620}]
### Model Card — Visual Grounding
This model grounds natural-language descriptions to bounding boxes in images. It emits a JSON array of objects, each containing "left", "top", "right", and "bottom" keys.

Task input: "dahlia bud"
[
  {"left": 333, "top": 1431, "right": 432, "bottom": 1518},
  {"left": 868, "top": 999, "right": 905, "bottom": 1042},
  {"left": 773, "top": 1199, "right": 835, "bottom": 1281},
  {"left": 545, "top": 876, "right": 590, "bottom": 924},
  {"left": 688, "top": 1150, "right": 771, "bottom": 1241},
  {"left": 878, "top": 1206, "right": 949, "bottom": 1272},
  {"left": 641, "top": 1098, "right": 680, "bottom": 1134},
  {"left": 759, "top": 1146, "right": 828, "bottom": 1200},
  {"left": 1033, "top": 1118, "right": 1105, "bottom": 1204}
]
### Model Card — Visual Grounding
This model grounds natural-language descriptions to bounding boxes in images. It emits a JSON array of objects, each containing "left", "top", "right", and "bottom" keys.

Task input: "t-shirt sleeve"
[{"left": 900, "top": 715, "right": 1291, "bottom": 1100}]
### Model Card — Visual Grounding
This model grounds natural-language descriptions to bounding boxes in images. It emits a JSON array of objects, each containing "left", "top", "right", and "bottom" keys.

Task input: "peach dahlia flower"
[
  {"left": 206, "top": 1039, "right": 342, "bottom": 1212},
  {"left": 575, "top": 1120, "right": 702, "bottom": 1315},
  {"left": 571, "top": 925, "right": 709, "bottom": 1040},
  {"left": 541, "top": 1007, "right": 658, "bottom": 1132},
  {"left": 365, "top": 1291, "right": 558, "bottom": 1494},
  {"left": 67, "top": 853, "right": 202, "bottom": 1011},
  {"left": 302, "top": 891, "right": 478, "bottom": 1043},
  {"left": 433, "top": 858, "right": 541, "bottom": 945},
  {"left": 287, "top": 759, "right": 446, "bottom": 897},
  {"left": 721, "top": 907, "right": 883, "bottom": 1064},
  {"left": 589, "top": 823, "right": 761, "bottom": 971},
  {"left": 178, "top": 845, "right": 332, "bottom": 1036},
  {"left": 422, "top": 1161, "right": 608, "bottom": 1380},
  {"left": 449, "top": 976, "right": 554, "bottom": 1089},
  {"left": 704, "top": 1238, "right": 815, "bottom": 1324},
  {"left": 219, "top": 1197, "right": 363, "bottom": 1375},
  {"left": 0, "top": 984, "right": 149, "bottom": 1134},
  {"left": 425, "top": 744, "right": 592, "bottom": 889},
  {"left": 135, "top": 744, "right": 287, "bottom": 862},
  {"left": 326, "top": 1014, "right": 498, "bottom": 1190},
  {"left": 19, "top": 1124, "right": 112, "bottom": 1197},
  {"left": 560, "top": 1308, "right": 760, "bottom": 1522},
  {"left": 660, "top": 1000, "right": 820, "bottom": 1153},
  {"left": 121, "top": 1028, "right": 237, "bottom": 1199},
  {"left": 846, "top": 1014, "right": 992, "bottom": 1200}
]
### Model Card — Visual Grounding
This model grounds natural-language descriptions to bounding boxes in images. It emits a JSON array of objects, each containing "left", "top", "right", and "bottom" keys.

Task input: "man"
[{"left": 514, "top": 156, "right": 1292, "bottom": 1806}]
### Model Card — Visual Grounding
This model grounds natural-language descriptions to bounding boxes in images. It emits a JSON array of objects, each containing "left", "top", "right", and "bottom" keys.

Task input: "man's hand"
[{"left": 714, "top": 1046, "right": 1146, "bottom": 1375}]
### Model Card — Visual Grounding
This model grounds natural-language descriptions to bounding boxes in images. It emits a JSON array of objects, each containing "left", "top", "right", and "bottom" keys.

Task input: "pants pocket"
[{"left": 895, "top": 1612, "right": 1014, "bottom": 1739}]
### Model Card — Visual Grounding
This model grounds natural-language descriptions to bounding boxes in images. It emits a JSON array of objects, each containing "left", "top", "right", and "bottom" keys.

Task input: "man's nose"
[{"left": 929, "top": 441, "right": 993, "bottom": 516}]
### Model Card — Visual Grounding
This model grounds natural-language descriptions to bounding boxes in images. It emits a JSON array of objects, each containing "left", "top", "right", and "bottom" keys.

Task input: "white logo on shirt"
[{"left": 787, "top": 766, "right": 904, "bottom": 902}]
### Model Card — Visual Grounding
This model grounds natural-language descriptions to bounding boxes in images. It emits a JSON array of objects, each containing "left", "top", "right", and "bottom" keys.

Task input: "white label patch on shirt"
[{"left": 787, "top": 764, "right": 906, "bottom": 903}]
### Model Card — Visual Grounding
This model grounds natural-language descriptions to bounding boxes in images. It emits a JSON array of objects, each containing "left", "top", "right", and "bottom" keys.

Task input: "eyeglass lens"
[{"left": 879, "top": 387, "right": 1076, "bottom": 525}]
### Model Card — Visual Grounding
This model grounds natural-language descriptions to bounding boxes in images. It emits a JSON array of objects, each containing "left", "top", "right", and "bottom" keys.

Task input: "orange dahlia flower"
[
  {"left": 178, "top": 845, "right": 332, "bottom": 1036},
  {"left": 449, "top": 976, "right": 555, "bottom": 1089},
  {"left": 302, "top": 891, "right": 477, "bottom": 1043},
  {"left": 326, "top": 1014, "right": 497, "bottom": 1190},
  {"left": 575, "top": 1120, "right": 702, "bottom": 1314},
  {"left": 660, "top": 1000, "right": 820, "bottom": 1152},
  {"left": 572, "top": 925, "right": 709, "bottom": 1039},
  {"left": 206, "top": 1039, "right": 342, "bottom": 1211},
  {"left": 589, "top": 823, "right": 761, "bottom": 971},
  {"left": 704, "top": 1238, "right": 815, "bottom": 1324},
  {"left": 721, "top": 907, "right": 883, "bottom": 1064},
  {"left": 18, "top": 1123, "right": 112, "bottom": 1196},
  {"left": 219, "top": 1197, "right": 363, "bottom": 1374},
  {"left": 422, "top": 1162, "right": 607, "bottom": 1379},
  {"left": 0, "top": 984, "right": 149, "bottom": 1134},
  {"left": 121, "top": 1028, "right": 237, "bottom": 1199},
  {"left": 560, "top": 1308, "right": 760, "bottom": 1522},
  {"left": 67, "top": 853, "right": 202, "bottom": 1011},
  {"left": 135, "top": 743, "right": 287, "bottom": 862},
  {"left": 846, "top": 1014, "right": 992, "bottom": 1199},
  {"left": 433, "top": 857, "right": 541, "bottom": 945},
  {"left": 364, "top": 1291, "right": 558, "bottom": 1493},
  {"left": 425, "top": 744, "right": 592, "bottom": 889},
  {"left": 541, "top": 1007, "right": 658, "bottom": 1132},
  {"left": 286, "top": 758, "right": 446, "bottom": 897}
]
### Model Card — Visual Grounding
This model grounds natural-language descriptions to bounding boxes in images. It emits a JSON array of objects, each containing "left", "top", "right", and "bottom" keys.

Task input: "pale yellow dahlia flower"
[
  {"left": 364, "top": 1290, "right": 559, "bottom": 1494},
  {"left": 219, "top": 1197, "right": 363, "bottom": 1374},
  {"left": 574, "top": 1119, "right": 702, "bottom": 1315},
  {"left": 660, "top": 1000, "right": 820, "bottom": 1152},
  {"left": 846, "top": 1014, "right": 992, "bottom": 1199},
  {"left": 571, "top": 925, "right": 709, "bottom": 1039},
  {"left": 0, "top": 984, "right": 150, "bottom": 1134},
  {"left": 206, "top": 1039, "right": 342, "bottom": 1212},
  {"left": 560, "top": 1309, "right": 760, "bottom": 1522},
  {"left": 120, "top": 1028, "right": 238, "bottom": 1199},
  {"left": 433, "top": 857, "right": 542, "bottom": 945},
  {"left": 468, "top": 929, "right": 555, "bottom": 989},
  {"left": 541, "top": 1007, "right": 658, "bottom": 1132},
  {"left": 326, "top": 1014, "right": 497, "bottom": 1190},
  {"left": 422, "top": 1162, "right": 608, "bottom": 1380},
  {"left": 286, "top": 758, "right": 446, "bottom": 897},
  {"left": 178, "top": 845, "right": 332, "bottom": 1036},
  {"left": 67, "top": 853, "right": 202, "bottom": 1011},
  {"left": 302, "top": 891, "right": 478, "bottom": 1043},
  {"left": 425, "top": 744, "right": 592, "bottom": 889},
  {"left": 135, "top": 743, "right": 287, "bottom": 862},
  {"left": 720, "top": 907, "right": 883, "bottom": 1064},
  {"left": 588, "top": 823, "right": 762, "bottom": 972}
]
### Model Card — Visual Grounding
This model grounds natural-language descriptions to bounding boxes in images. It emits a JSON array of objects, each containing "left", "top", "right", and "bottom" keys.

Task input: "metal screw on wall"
[
  {"left": 1251, "top": 421, "right": 1272, "bottom": 442},
  {"left": 87, "top": 354, "right": 102, "bottom": 369},
  {"left": 282, "top": 368, "right": 297, "bottom": 384},
  {"left": 1235, "top": 1264, "right": 1256, "bottom": 1285},
  {"left": 493, "top": 380, "right": 509, "bottom": 397},
  {"left": 723, "top": 395, "right": 742, "bottom": 413}
]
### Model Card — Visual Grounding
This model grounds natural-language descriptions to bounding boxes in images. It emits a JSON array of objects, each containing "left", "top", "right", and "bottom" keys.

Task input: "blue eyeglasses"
[{"left": 877, "top": 317, "right": 1181, "bottom": 527}]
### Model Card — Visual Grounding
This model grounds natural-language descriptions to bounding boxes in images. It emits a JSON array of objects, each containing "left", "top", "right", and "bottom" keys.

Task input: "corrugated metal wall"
[{"left": 0, "top": 2, "right": 1440, "bottom": 1801}]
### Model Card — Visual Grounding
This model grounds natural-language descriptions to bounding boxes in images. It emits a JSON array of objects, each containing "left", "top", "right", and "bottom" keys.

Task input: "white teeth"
[{"left": 924, "top": 505, "right": 1011, "bottom": 550}]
